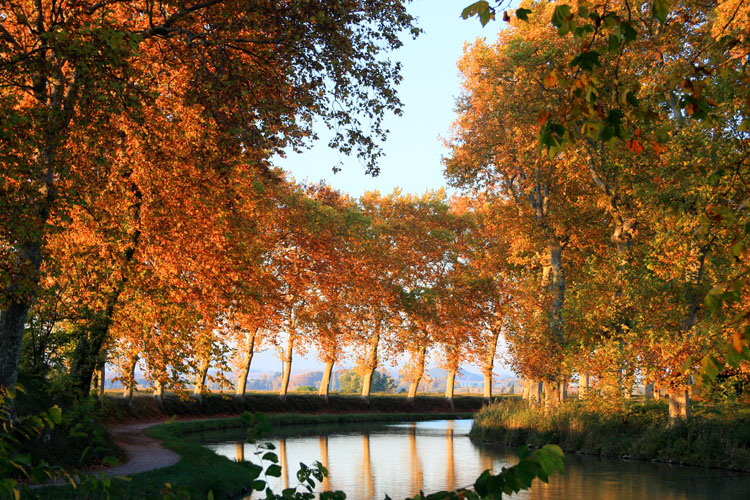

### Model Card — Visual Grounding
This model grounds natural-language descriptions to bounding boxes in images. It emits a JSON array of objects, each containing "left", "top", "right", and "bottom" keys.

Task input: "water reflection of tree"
[
  {"left": 280, "top": 437, "right": 289, "bottom": 489},
  {"left": 409, "top": 422, "right": 423, "bottom": 494},
  {"left": 363, "top": 432, "right": 374, "bottom": 498},
  {"left": 319, "top": 436, "right": 330, "bottom": 491},
  {"left": 446, "top": 420, "right": 455, "bottom": 491}
]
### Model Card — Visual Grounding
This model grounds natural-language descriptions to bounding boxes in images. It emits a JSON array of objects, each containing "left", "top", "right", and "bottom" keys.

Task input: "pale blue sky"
[
  {"left": 279, "top": 0, "right": 505, "bottom": 198},
  {"left": 255, "top": 1, "right": 512, "bottom": 376}
]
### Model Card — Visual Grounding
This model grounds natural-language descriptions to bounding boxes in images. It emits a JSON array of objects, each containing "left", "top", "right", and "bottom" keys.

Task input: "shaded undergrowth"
[
  {"left": 471, "top": 399, "right": 750, "bottom": 471},
  {"left": 104, "top": 393, "right": 507, "bottom": 422}
]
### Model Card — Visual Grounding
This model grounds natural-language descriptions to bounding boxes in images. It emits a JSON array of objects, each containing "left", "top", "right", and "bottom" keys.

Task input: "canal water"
[{"left": 195, "top": 419, "right": 750, "bottom": 500}]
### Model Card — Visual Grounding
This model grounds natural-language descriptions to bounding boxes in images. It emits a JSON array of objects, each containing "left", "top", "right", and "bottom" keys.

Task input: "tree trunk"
[
  {"left": 653, "top": 381, "right": 661, "bottom": 401},
  {"left": 547, "top": 239, "right": 566, "bottom": 345},
  {"left": 360, "top": 325, "right": 381, "bottom": 400},
  {"left": 68, "top": 197, "right": 141, "bottom": 397},
  {"left": 668, "top": 388, "right": 690, "bottom": 422},
  {"left": 482, "top": 373, "right": 493, "bottom": 400},
  {"left": 578, "top": 373, "right": 590, "bottom": 398},
  {"left": 544, "top": 380, "right": 560, "bottom": 409},
  {"left": 407, "top": 345, "right": 426, "bottom": 400},
  {"left": 235, "top": 328, "right": 258, "bottom": 396},
  {"left": 153, "top": 379, "right": 164, "bottom": 400},
  {"left": 123, "top": 354, "right": 138, "bottom": 401},
  {"left": 533, "top": 381, "right": 543, "bottom": 405},
  {"left": 279, "top": 335, "right": 295, "bottom": 399},
  {"left": 644, "top": 383, "right": 654, "bottom": 399},
  {"left": 193, "top": 356, "right": 211, "bottom": 396},
  {"left": 319, "top": 359, "right": 334, "bottom": 399},
  {"left": 445, "top": 369, "right": 456, "bottom": 406},
  {"left": 0, "top": 163, "right": 54, "bottom": 391},
  {"left": 522, "top": 380, "right": 531, "bottom": 400},
  {"left": 0, "top": 300, "right": 34, "bottom": 390},
  {"left": 482, "top": 327, "right": 501, "bottom": 402},
  {"left": 558, "top": 379, "right": 567, "bottom": 402},
  {"left": 69, "top": 316, "right": 114, "bottom": 396},
  {"left": 98, "top": 362, "right": 106, "bottom": 398}
]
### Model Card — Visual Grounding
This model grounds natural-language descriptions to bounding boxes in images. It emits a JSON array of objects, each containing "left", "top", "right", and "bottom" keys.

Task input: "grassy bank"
[
  {"left": 34, "top": 411, "right": 474, "bottom": 499},
  {"left": 103, "top": 393, "right": 505, "bottom": 422},
  {"left": 471, "top": 399, "right": 750, "bottom": 471}
]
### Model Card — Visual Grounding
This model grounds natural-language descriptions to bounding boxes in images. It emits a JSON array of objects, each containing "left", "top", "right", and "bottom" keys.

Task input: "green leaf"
[
  {"left": 652, "top": 0, "right": 669, "bottom": 24},
  {"left": 551, "top": 4, "right": 572, "bottom": 29},
  {"left": 266, "top": 464, "right": 282, "bottom": 477},
  {"left": 516, "top": 8, "right": 532, "bottom": 21},
  {"left": 625, "top": 91, "right": 639, "bottom": 107},
  {"left": 620, "top": 21, "right": 638, "bottom": 42},
  {"left": 608, "top": 34, "right": 621, "bottom": 52},
  {"left": 701, "top": 355, "right": 720, "bottom": 380},
  {"left": 461, "top": 1, "right": 494, "bottom": 26},
  {"left": 48, "top": 406, "right": 62, "bottom": 425},
  {"left": 262, "top": 452, "right": 278, "bottom": 463},
  {"left": 569, "top": 50, "right": 601, "bottom": 71}
]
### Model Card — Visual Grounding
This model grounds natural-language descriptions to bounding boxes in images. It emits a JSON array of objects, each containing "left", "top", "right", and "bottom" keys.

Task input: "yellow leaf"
[{"left": 544, "top": 71, "right": 558, "bottom": 88}]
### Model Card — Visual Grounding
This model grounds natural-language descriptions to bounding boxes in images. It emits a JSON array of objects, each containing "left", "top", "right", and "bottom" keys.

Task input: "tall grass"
[{"left": 471, "top": 399, "right": 750, "bottom": 471}]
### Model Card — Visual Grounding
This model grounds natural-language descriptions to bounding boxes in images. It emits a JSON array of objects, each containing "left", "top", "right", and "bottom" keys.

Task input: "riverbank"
[
  {"left": 33, "top": 411, "right": 475, "bottom": 499},
  {"left": 471, "top": 399, "right": 750, "bottom": 471},
  {"left": 103, "top": 393, "right": 504, "bottom": 422}
]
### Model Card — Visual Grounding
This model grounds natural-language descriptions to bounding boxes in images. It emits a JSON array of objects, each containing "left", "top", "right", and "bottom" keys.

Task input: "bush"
[{"left": 471, "top": 399, "right": 750, "bottom": 471}]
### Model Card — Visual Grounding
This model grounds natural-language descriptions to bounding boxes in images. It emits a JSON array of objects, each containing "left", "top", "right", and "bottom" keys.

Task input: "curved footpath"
[{"left": 104, "top": 421, "right": 181, "bottom": 476}]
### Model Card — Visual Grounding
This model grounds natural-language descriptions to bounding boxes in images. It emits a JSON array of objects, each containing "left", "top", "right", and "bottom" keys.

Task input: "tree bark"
[
  {"left": 193, "top": 356, "right": 211, "bottom": 396},
  {"left": 319, "top": 359, "right": 334, "bottom": 399},
  {"left": 445, "top": 369, "right": 456, "bottom": 406},
  {"left": 0, "top": 129, "right": 58, "bottom": 390},
  {"left": 406, "top": 345, "right": 426, "bottom": 400},
  {"left": 578, "top": 373, "right": 590, "bottom": 398},
  {"left": 547, "top": 239, "right": 565, "bottom": 345},
  {"left": 123, "top": 354, "right": 138, "bottom": 401},
  {"left": 532, "top": 380, "right": 543, "bottom": 405},
  {"left": 668, "top": 388, "right": 690, "bottom": 422},
  {"left": 558, "top": 379, "right": 567, "bottom": 402},
  {"left": 153, "top": 379, "right": 164, "bottom": 400},
  {"left": 0, "top": 300, "right": 34, "bottom": 390},
  {"left": 483, "top": 373, "right": 493, "bottom": 400},
  {"left": 235, "top": 328, "right": 259, "bottom": 396},
  {"left": 68, "top": 186, "right": 142, "bottom": 397},
  {"left": 98, "top": 362, "right": 106, "bottom": 398},
  {"left": 543, "top": 380, "right": 560, "bottom": 409},
  {"left": 279, "top": 335, "right": 295, "bottom": 399},
  {"left": 644, "top": 383, "right": 654, "bottom": 399},
  {"left": 360, "top": 325, "right": 381, "bottom": 400},
  {"left": 482, "top": 327, "right": 501, "bottom": 402}
]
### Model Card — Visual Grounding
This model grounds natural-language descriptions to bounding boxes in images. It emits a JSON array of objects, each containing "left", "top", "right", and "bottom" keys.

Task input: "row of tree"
[
  {"left": 450, "top": 0, "right": 750, "bottom": 418},
  {"left": 24, "top": 179, "right": 514, "bottom": 402},
  {"left": 0, "top": 0, "right": 418, "bottom": 397},
  {"left": 3, "top": 0, "right": 749, "bottom": 423}
]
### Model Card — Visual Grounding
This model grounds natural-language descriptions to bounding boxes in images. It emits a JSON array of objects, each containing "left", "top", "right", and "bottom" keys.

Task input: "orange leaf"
[
  {"left": 626, "top": 139, "right": 644, "bottom": 154},
  {"left": 537, "top": 110, "right": 551, "bottom": 124},
  {"left": 732, "top": 332, "right": 744, "bottom": 353}
]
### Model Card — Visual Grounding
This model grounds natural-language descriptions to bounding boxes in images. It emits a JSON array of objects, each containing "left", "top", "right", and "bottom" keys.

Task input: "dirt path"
[{"left": 104, "top": 421, "right": 181, "bottom": 476}]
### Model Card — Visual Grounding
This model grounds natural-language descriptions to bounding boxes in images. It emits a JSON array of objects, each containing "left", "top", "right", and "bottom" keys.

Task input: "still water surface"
[{"left": 197, "top": 419, "right": 750, "bottom": 500}]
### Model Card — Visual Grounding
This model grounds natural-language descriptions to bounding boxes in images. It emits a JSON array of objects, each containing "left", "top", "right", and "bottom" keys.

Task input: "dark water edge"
[{"left": 192, "top": 419, "right": 750, "bottom": 500}]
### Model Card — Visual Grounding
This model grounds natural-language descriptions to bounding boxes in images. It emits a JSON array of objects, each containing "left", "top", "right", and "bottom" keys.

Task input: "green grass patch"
[{"left": 471, "top": 399, "right": 750, "bottom": 471}]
